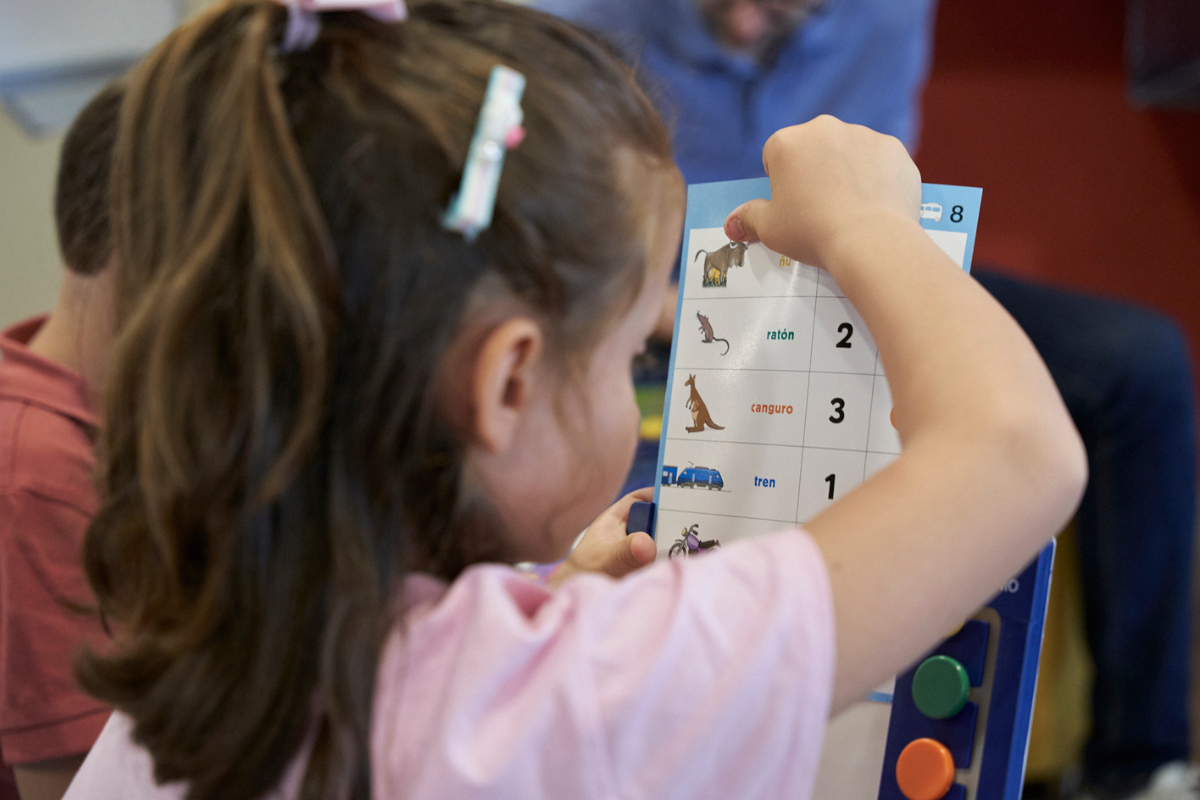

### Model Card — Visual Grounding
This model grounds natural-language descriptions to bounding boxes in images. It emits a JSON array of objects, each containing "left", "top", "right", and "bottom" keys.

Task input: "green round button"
[{"left": 912, "top": 655, "right": 970, "bottom": 719}]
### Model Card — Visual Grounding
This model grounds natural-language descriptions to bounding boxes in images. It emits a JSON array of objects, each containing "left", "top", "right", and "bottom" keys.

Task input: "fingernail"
[{"left": 726, "top": 217, "right": 746, "bottom": 240}]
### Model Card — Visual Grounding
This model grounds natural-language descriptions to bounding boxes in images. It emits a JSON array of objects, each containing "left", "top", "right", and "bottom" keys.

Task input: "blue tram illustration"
[{"left": 662, "top": 464, "right": 724, "bottom": 490}]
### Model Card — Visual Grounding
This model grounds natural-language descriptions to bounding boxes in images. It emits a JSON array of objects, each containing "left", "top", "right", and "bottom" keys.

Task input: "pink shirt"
[{"left": 65, "top": 530, "right": 834, "bottom": 800}]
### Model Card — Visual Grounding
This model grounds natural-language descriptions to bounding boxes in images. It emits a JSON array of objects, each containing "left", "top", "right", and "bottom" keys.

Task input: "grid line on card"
[
  {"left": 794, "top": 444, "right": 897, "bottom": 457},
  {"left": 863, "top": 351, "right": 880, "bottom": 481},
  {"left": 807, "top": 367, "right": 878, "bottom": 377},
  {"left": 794, "top": 270, "right": 825, "bottom": 524},
  {"left": 683, "top": 294, "right": 815, "bottom": 301},
  {"left": 666, "top": 367, "right": 879, "bottom": 377},
  {"left": 685, "top": 292, "right": 817, "bottom": 300},
  {"left": 662, "top": 436, "right": 900, "bottom": 457},
  {"left": 654, "top": 507, "right": 797, "bottom": 526}
]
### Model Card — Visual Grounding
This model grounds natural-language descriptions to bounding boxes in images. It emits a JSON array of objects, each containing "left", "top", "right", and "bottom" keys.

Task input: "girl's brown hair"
[{"left": 77, "top": 2, "right": 674, "bottom": 798}]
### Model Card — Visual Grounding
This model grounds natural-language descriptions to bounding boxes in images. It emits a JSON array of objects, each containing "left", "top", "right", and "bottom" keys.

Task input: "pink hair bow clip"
[{"left": 277, "top": 0, "right": 407, "bottom": 53}]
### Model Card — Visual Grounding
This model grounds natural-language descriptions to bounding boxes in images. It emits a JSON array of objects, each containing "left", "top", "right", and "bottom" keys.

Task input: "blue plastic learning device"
[{"left": 626, "top": 178, "right": 1055, "bottom": 800}]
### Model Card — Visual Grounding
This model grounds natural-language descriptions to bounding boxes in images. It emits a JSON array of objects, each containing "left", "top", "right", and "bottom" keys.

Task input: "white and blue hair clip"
[{"left": 443, "top": 65, "right": 527, "bottom": 242}]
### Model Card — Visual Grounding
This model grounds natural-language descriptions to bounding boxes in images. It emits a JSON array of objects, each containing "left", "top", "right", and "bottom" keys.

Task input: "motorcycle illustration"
[{"left": 668, "top": 524, "right": 721, "bottom": 559}]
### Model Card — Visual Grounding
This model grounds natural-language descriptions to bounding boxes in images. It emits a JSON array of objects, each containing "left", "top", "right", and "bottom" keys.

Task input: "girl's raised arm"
[{"left": 726, "top": 117, "right": 1087, "bottom": 713}]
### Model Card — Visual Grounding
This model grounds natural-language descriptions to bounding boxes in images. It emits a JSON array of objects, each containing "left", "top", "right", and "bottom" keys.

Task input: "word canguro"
[
  {"left": 751, "top": 403, "right": 793, "bottom": 415},
  {"left": 766, "top": 329, "right": 794, "bottom": 340}
]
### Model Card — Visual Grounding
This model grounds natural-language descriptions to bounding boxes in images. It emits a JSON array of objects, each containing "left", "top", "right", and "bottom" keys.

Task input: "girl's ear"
[{"left": 471, "top": 317, "right": 544, "bottom": 453}]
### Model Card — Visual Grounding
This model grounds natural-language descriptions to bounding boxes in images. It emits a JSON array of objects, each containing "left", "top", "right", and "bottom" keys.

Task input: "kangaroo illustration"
[
  {"left": 683, "top": 374, "right": 724, "bottom": 432},
  {"left": 696, "top": 312, "right": 730, "bottom": 355},
  {"left": 694, "top": 242, "right": 748, "bottom": 287}
]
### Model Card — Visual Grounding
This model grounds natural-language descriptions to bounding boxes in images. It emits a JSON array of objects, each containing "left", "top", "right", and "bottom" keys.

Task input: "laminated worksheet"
[
  {"left": 655, "top": 179, "right": 981, "bottom": 552},
  {"left": 647, "top": 178, "right": 1053, "bottom": 800}
]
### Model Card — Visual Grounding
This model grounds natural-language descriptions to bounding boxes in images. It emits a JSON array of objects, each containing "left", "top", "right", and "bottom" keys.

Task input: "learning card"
[
  {"left": 654, "top": 179, "right": 981, "bottom": 548},
  {"left": 637, "top": 178, "right": 1055, "bottom": 800}
]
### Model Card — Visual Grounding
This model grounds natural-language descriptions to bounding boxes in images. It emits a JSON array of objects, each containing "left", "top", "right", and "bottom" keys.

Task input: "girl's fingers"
[
  {"left": 607, "top": 531, "right": 656, "bottom": 576},
  {"left": 628, "top": 531, "right": 656, "bottom": 566},
  {"left": 724, "top": 200, "right": 768, "bottom": 244},
  {"left": 603, "top": 487, "right": 654, "bottom": 524}
]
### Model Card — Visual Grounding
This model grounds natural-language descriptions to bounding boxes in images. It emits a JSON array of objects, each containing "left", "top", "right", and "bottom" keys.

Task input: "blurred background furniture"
[{"left": 1127, "top": 0, "right": 1200, "bottom": 109}]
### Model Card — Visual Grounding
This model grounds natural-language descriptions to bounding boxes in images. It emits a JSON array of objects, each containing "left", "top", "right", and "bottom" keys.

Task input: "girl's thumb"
[
  {"left": 612, "top": 532, "right": 656, "bottom": 576},
  {"left": 724, "top": 199, "right": 769, "bottom": 243}
]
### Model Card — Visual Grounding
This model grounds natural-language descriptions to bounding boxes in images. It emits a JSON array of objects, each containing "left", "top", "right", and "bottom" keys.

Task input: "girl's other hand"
[
  {"left": 549, "top": 488, "right": 657, "bottom": 588},
  {"left": 723, "top": 116, "right": 921, "bottom": 270}
]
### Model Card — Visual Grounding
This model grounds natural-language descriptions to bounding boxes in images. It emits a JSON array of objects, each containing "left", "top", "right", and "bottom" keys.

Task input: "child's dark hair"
[
  {"left": 76, "top": 2, "right": 675, "bottom": 799},
  {"left": 55, "top": 80, "right": 124, "bottom": 276}
]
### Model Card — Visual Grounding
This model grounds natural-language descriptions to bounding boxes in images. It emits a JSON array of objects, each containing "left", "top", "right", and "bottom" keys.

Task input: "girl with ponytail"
[{"left": 65, "top": 2, "right": 1085, "bottom": 799}]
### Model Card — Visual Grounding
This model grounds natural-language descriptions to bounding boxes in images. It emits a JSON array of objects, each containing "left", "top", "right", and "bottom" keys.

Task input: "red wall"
[{"left": 917, "top": 0, "right": 1200, "bottom": 368}]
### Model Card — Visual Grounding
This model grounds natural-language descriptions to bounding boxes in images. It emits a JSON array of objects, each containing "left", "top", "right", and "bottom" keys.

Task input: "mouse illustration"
[{"left": 696, "top": 312, "right": 730, "bottom": 355}]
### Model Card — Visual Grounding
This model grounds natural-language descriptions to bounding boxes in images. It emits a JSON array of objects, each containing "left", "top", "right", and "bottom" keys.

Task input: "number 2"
[
  {"left": 951, "top": 205, "right": 964, "bottom": 223},
  {"left": 836, "top": 322, "right": 853, "bottom": 348},
  {"left": 829, "top": 397, "right": 845, "bottom": 423},
  {"left": 825, "top": 473, "right": 836, "bottom": 500}
]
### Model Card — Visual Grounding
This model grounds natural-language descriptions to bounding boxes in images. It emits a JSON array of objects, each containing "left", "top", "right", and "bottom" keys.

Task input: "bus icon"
[{"left": 920, "top": 202, "right": 943, "bottom": 222}]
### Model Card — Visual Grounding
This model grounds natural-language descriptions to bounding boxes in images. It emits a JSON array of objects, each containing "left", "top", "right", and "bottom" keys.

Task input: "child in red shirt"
[{"left": 0, "top": 83, "right": 124, "bottom": 800}]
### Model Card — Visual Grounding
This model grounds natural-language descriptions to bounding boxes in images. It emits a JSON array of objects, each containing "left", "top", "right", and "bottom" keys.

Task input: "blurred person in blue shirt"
[
  {"left": 537, "top": 2, "right": 1198, "bottom": 799},
  {"left": 538, "top": 0, "right": 932, "bottom": 179}
]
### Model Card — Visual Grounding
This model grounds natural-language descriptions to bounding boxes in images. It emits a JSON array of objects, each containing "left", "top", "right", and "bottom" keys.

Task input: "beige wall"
[
  {"left": 0, "top": 0, "right": 213, "bottom": 329},
  {"left": 0, "top": 111, "right": 65, "bottom": 327}
]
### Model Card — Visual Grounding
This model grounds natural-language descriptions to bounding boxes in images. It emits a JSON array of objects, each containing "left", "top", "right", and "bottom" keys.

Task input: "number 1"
[{"left": 825, "top": 473, "right": 836, "bottom": 500}]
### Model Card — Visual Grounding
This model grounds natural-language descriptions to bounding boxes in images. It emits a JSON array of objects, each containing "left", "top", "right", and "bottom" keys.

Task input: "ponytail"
[{"left": 88, "top": 6, "right": 365, "bottom": 797}]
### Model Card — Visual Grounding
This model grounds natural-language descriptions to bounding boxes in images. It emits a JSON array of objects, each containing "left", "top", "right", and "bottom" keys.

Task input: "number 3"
[{"left": 829, "top": 397, "right": 845, "bottom": 423}]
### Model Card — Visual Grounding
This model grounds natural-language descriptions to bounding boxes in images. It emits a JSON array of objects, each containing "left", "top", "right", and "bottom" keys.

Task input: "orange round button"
[{"left": 895, "top": 738, "right": 955, "bottom": 800}]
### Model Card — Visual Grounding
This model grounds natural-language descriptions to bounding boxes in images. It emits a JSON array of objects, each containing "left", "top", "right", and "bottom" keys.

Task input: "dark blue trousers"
[{"left": 975, "top": 269, "right": 1195, "bottom": 793}]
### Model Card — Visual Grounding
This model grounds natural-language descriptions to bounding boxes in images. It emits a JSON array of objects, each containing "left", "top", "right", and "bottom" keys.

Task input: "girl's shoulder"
[{"left": 373, "top": 530, "right": 837, "bottom": 800}]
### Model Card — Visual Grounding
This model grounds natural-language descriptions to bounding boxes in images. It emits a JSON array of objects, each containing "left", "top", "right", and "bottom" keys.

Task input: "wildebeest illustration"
[{"left": 694, "top": 241, "right": 748, "bottom": 287}]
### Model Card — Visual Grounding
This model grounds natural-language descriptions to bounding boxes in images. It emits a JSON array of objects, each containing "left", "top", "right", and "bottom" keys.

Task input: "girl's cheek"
[
  {"left": 627, "top": 383, "right": 642, "bottom": 436},
  {"left": 620, "top": 379, "right": 642, "bottom": 454}
]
